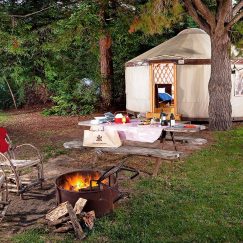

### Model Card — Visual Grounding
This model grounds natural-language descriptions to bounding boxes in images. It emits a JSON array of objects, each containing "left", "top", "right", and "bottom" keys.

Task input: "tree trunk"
[
  {"left": 208, "top": 31, "right": 232, "bottom": 130},
  {"left": 99, "top": 34, "right": 113, "bottom": 109}
]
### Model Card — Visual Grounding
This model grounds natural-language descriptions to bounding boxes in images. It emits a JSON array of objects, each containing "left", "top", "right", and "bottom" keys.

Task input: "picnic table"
[
  {"left": 78, "top": 119, "right": 206, "bottom": 146},
  {"left": 63, "top": 119, "right": 206, "bottom": 176}
]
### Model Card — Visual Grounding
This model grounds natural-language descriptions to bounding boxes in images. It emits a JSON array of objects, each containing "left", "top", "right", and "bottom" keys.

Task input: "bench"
[{"left": 63, "top": 141, "right": 181, "bottom": 176}]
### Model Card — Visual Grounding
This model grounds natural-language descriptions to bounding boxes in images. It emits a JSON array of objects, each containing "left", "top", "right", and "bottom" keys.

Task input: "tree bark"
[
  {"left": 99, "top": 33, "right": 113, "bottom": 109},
  {"left": 208, "top": 31, "right": 232, "bottom": 130}
]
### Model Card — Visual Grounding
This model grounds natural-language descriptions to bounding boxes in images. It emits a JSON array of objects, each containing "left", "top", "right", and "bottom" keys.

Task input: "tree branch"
[
  {"left": 226, "top": 10, "right": 243, "bottom": 30},
  {"left": 233, "top": 1, "right": 243, "bottom": 16},
  {"left": 216, "top": 0, "right": 231, "bottom": 32},
  {"left": 183, "top": 0, "right": 210, "bottom": 33},
  {"left": 9, "top": 5, "right": 53, "bottom": 18},
  {"left": 192, "top": 0, "right": 216, "bottom": 29}
]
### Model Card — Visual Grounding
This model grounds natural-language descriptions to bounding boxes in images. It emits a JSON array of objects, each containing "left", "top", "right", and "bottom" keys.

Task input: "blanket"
[{"left": 0, "top": 128, "right": 9, "bottom": 153}]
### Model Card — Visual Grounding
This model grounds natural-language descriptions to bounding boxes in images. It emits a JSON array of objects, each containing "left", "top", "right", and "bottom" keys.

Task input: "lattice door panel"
[
  {"left": 152, "top": 63, "right": 175, "bottom": 99},
  {"left": 152, "top": 63, "right": 175, "bottom": 84}
]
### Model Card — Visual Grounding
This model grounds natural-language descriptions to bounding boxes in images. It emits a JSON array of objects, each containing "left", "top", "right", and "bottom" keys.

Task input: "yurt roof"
[{"left": 127, "top": 28, "right": 211, "bottom": 64}]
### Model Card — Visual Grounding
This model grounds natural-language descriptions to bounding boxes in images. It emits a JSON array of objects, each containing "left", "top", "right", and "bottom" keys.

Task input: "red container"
[
  {"left": 115, "top": 118, "right": 123, "bottom": 124},
  {"left": 125, "top": 115, "right": 130, "bottom": 123}
]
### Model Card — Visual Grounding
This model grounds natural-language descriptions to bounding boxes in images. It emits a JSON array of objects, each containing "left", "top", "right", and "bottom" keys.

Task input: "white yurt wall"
[
  {"left": 231, "top": 64, "right": 243, "bottom": 118},
  {"left": 125, "top": 65, "right": 150, "bottom": 112},
  {"left": 177, "top": 65, "right": 210, "bottom": 118}
]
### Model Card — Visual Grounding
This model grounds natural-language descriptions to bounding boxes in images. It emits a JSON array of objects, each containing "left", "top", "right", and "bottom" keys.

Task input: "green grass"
[
  {"left": 86, "top": 127, "right": 243, "bottom": 242},
  {"left": 0, "top": 112, "right": 9, "bottom": 123},
  {"left": 12, "top": 228, "right": 75, "bottom": 243},
  {"left": 42, "top": 144, "right": 68, "bottom": 160},
  {"left": 12, "top": 127, "right": 243, "bottom": 243}
]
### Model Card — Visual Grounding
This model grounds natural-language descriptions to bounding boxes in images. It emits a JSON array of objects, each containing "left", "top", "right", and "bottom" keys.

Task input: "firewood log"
[
  {"left": 46, "top": 202, "right": 68, "bottom": 222},
  {"left": 66, "top": 202, "right": 86, "bottom": 240},
  {"left": 53, "top": 222, "right": 73, "bottom": 233},
  {"left": 48, "top": 215, "right": 70, "bottom": 226},
  {"left": 73, "top": 198, "right": 87, "bottom": 215},
  {"left": 82, "top": 211, "right": 95, "bottom": 230}
]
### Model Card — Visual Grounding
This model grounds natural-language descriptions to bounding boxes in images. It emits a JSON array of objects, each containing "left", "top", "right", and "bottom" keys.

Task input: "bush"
[{"left": 42, "top": 78, "right": 99, "bottom": 115}]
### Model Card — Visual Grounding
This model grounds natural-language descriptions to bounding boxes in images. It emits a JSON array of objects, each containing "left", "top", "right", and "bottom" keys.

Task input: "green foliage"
[
  {"left": 0, "top": 0, "right": 193, "bottom": 113},
  {"left": 0, "top": 1, "right": 102, "bottom": 112},
  {"left": 42, "top": 78, "right": 99, "bottom": 115},
  {"left": 131, "top": 0, "right": 184, "bottom": 34}
]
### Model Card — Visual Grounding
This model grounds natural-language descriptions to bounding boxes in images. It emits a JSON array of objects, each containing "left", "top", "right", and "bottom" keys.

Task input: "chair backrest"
[{"left": 0, "top": 128, "right": 9, "bottom": 154}]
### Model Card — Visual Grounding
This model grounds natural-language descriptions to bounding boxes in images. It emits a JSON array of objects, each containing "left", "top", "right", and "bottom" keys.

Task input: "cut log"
[
  {"left": 46, "top": 202, "right": 68, "bottom": 222},
  {"left": 53, "top": 222, "right": 73, "bottom": 233},
  {"left": 83, "top": 211, "right": 95, "bottom": 230},
  {"left": 74, "top": 198, "right": 87, "bottom": 215},
  {"left": 48, "top": 215, "right": 70, "bottom": 226},
  {"left": 66, "top": 202, "right": 86, "bottom": 240}
]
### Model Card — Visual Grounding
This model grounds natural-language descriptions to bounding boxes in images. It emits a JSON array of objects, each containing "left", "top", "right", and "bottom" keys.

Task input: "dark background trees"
[
  {"left": 0, "top": 1, "right": 242, "bottom": 130},
  {"left": 0, "top": 0, "right": 190, "bottom": 114}
]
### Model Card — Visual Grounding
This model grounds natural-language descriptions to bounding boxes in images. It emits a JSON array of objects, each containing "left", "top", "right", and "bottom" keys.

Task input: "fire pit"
[{"left": 56, "top": 163, "right": 139, "bottom": 217}]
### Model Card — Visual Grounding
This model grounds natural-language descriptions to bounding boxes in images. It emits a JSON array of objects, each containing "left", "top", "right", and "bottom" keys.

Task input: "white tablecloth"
[{"left": 79, "top": 119, "right": 165, "bottom": 143}]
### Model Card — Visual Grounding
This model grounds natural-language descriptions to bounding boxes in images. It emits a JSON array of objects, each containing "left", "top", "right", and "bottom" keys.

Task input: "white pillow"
[{"left": 158, "top": 88, "right": 165, "bottom": 93}]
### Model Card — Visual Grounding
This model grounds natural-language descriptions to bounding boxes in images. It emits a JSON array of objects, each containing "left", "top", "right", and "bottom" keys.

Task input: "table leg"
[
  {"left": 160, "top": 130, "right": 167, "bottom": 144},
  {"left": 153, "top": 158, "right": 161, "bottom": 177},
  {"left": 170, "top": 131, "right": 177, "bottom": 151}
]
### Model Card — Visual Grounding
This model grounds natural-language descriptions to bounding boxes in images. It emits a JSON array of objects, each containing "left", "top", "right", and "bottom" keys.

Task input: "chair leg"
[
  {"left": 12, "top": 168, "right": 23, "bottom": 198},
  {"left": 38, "top": 163, "right": 44, "bottom": 189}
]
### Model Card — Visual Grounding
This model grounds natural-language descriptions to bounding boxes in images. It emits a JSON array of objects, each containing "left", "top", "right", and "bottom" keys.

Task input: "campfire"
[
  {"left": 50, "top": 164, "right": 139, "bottom": 239},
  {"left": 56, "top": 165, "right": 139, "bottom": 218},
  {"left": 61, "top": 171, "right": 108, "bottom": 192},
  {"left": 56, "top": 169, "right": 119, "bottom": 218}
]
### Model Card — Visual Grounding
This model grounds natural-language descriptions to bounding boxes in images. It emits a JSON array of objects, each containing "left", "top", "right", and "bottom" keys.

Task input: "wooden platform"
[{"left": 63, "top": 141, "right": 181, "bottom": 176}]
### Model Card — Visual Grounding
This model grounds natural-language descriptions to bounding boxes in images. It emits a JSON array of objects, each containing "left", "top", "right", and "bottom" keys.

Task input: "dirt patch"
[{"left": 0, "top": 110, "right": 213, "bottom": 240}]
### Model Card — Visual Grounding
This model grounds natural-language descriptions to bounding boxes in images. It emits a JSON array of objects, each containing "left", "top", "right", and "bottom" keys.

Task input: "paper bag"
[{"left": 83, "top": 129, "right": 122, "bottom": 148}]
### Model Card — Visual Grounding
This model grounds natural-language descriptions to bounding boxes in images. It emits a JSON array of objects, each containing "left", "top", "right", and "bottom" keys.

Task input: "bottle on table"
[
  {"left": 170, "top": 113, "right": 175, "bottom": 127},
  {"left": 160, "top": 112, "right": 167, "bottom": 126}
]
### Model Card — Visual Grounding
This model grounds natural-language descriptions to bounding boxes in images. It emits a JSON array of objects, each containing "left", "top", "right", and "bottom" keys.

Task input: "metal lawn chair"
[{"left": 0, "top": 127, "right": 44, "bottom": 199}]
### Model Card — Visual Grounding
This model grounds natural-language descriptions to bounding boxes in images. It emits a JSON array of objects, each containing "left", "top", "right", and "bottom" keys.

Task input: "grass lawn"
[
  {"left": 0, "top": 112, "right": 9, "bottom": 123},
  {"left": 12, "top": 126, "right": 243, "bottom": 243}
]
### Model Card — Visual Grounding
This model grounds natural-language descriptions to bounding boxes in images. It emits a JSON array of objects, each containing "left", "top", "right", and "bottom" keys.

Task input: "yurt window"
[{"left": 152, "top": 63, "right": 176, "bottom": 112}]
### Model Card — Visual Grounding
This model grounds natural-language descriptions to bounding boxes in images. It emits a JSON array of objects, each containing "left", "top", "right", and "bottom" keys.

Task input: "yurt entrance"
[{"left": 149, "top": 62, "right": 180, "bottom": 119}]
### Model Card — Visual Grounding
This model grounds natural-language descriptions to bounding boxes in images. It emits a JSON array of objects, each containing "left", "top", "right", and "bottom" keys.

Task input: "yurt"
[{"left": 125, "top": 28, "right": 243, "bottom": 120}]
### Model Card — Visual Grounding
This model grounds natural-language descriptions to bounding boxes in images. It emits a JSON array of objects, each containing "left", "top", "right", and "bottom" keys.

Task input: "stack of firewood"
[{"left": 45, "top": 198, "right": 95, "bottom": 240}]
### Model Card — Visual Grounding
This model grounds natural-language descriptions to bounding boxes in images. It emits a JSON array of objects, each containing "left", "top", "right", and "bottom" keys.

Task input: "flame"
[{"left": 62, "top": 172, "right": 108, "bottom": 191}]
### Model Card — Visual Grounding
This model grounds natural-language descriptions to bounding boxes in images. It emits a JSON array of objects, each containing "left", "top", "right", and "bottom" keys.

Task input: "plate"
[{"left": 94, "top": 116, "right": 106, "bottom": 120}]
